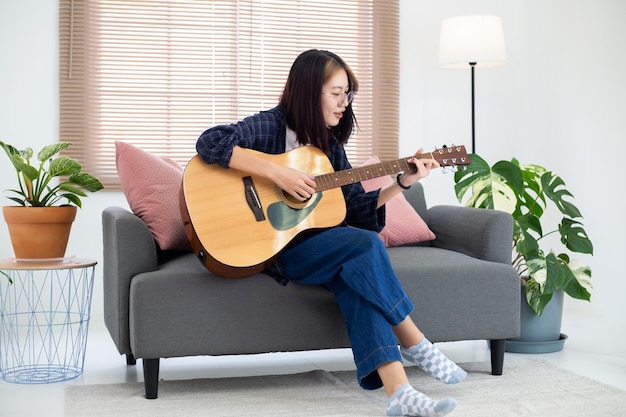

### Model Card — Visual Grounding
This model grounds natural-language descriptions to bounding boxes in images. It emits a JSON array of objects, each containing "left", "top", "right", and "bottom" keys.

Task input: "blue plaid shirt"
[{"left": 196, "top": 106, "right": 386, "bottom": 283}]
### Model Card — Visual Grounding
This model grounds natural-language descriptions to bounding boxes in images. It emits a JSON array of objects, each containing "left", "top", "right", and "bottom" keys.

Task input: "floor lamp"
[{"left": 438, "top": 15, "right": 507, "bottom": 154}]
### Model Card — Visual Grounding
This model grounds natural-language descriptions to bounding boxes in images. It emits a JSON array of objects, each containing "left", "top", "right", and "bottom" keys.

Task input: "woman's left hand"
[
  {"left": 398, "top": 148, "right": 440, "bottom": 187},
  {"left": 376, "top": 148, "right": 441, "bottom": 208}
]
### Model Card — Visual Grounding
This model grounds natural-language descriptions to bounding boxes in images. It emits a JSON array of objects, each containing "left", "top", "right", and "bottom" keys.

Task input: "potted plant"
[
  {"left": 453, "top": 154, "right": 593, "bottom": 352},
  {"left": 0, "top": 140, "right": 104, "bottom": 261}
]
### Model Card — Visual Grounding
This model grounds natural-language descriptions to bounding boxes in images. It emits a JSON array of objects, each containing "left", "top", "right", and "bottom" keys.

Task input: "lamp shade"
[{"left": 438, "top": 15, "right": 507, "bottom": 68}]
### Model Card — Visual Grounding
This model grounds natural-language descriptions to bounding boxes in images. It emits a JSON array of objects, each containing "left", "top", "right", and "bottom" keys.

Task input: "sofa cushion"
[
  {"left": 360, "top": 156, "right": 435, "bottom": 247},
  {"left": 115, "top": 141, "right": 191, "bottom": 252}
]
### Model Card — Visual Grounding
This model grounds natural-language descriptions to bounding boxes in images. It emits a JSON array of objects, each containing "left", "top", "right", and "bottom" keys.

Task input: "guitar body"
[{"left": 180, "top": 147, "right": 347, "bottom": 278}]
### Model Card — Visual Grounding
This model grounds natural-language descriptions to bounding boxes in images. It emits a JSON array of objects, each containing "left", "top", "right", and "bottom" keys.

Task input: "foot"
[
  {"left": 386, "top": 384, "right": 456, "bottom": 416},
  {"left": 401, "top": 337, "right": 467, "bottom": 384}
]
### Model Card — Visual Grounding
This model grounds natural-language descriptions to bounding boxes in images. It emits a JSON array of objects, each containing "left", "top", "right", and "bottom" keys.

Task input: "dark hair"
[{"left": 279, "top": 49, "right": 358, "bottom": 153}]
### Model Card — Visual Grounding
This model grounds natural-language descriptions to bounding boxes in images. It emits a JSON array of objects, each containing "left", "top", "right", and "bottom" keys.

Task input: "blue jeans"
[{"left": 279, "top": 227, "right": 414, "bottom": 390}]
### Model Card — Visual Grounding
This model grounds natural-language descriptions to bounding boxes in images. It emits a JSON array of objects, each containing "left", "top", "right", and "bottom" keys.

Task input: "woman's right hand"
[
  {"left": 269, "top": 165, "right": 317, "bottom": 202},
  {"left": 228, "top": 146, "right": 316, "bottom": 202}
]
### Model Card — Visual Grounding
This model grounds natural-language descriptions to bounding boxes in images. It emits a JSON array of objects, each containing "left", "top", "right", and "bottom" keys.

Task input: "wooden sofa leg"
[
  {"left": 489, "top": 339, "right": 505, "bottom": 376},
  {"left": 143, "top": 358, "right": 160, "bottom": 399},
  {"left": 126, "top": 353, "right": 137, "bottom": 365}
]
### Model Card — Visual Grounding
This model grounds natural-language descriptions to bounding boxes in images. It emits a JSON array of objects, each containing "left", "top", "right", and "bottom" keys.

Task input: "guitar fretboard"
[
  {"left": 313, "top": 146, "right": 469, "bottom": 192},
  {"left": 314, "top": 157, "right": 416, "bottom": 192}
]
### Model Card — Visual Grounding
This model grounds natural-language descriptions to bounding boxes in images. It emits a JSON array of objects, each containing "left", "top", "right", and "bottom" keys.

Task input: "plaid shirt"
[{"left": 196, "top": 106, "right": 386, "bottom": 283}]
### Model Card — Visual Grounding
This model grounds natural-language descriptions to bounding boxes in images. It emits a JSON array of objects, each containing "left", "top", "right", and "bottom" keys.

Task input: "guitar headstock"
[{"left": 430, "top": 145, "right": 470, "bottom": 168}]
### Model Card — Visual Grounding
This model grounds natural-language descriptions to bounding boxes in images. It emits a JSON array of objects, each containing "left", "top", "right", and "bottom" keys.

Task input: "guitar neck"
[{"left": 314, "top": 154, "right": 427, "bottom": 192}]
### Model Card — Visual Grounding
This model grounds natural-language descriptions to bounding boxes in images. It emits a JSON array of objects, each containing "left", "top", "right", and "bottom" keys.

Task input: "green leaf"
[
  {"left": 542, "top": 252, "right": 572, "bottom": 294},
  {"left": 9, "top": 156, "right": 39, "bottom": 180},
  {"left": 37, "top": 142, "right": 71, "bottom": 162},
  {"left": 1, "top": 141, "right": 21, "bottom": 160},
  {"left": 525, "top": 252, "right": 571, "bottom": 307},
  {"left": 516, "top": 164, "right": 547, "bottom": 219},
  {"left": 68, "top": 172, "right": 104, "bottom": 192},
  {"left": 454, "top": 155, "right": 521, "bottom": 212},
  {"left": 492, "top": 160, "right": 524, "bottom": 195},
  {"left": 59, "top": 183, "right": 87, "bottom": 197},
  {"left": 454, "top": 154, "right": 491, "bottom": 203},
  {"left": 563, "top": 260, "right": 592, "bottom": 301},
  {"left": 559, "top": 218, "right": 594, "bottom": 255},
  {"left": 515, "top": 226, "right": 540, "bottom": 259},
  {"left": 6, "top": 196, "right": 26, "bottom": 206},
  {"left": 518, "top": 213, "right": 542, "bottom": 237},
  {"left": 541, "top": 172, "right": 583, "bottom": 219},
  {"left": 523, "top": 278, "right": 553, "bottom": 316},
  {"left": 526, "top": 257, "right": 547, "bottom": 287},
  {"left": 61, "top": 193, "right": 83, "bottom": 208},
  {"left": 48, "top": 156, "right": 82, "bottom": 177}
]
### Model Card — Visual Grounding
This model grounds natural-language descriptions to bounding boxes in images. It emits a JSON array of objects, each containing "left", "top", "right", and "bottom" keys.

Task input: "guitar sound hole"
[{"left": 278, "top": 188, "right": 309, "bottom": 209}]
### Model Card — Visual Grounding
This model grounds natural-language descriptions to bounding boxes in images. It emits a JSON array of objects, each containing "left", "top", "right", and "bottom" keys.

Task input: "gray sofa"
[{"left": 102, "top": 183, "right": 520, "bottom": 399}]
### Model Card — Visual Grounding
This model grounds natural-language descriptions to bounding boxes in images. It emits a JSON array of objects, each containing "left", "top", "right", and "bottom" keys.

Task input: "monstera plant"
[{"left": 453, "top": 154, "right": 593, "bottom": 316}]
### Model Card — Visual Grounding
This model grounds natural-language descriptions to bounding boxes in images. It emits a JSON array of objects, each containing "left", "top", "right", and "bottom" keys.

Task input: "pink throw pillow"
[
  {"left": 115, "top": 141, "right": 191, "bottom": 252},
  {"left": 360, "top": 156, "right": 435, "bottom": 247}
]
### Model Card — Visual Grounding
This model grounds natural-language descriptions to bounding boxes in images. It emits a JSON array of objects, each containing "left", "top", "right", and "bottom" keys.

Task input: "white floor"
[{"left": 1, "top": 311, "right": 625, "bottom": 417}]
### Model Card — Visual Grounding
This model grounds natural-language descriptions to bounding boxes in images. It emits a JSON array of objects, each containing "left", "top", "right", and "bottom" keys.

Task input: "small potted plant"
[
  {"left": 453, "top": 154, "right": 593, "bottom": 352},
  {"left": 1, "top": 140, "right": 104, "bottom": 260}
]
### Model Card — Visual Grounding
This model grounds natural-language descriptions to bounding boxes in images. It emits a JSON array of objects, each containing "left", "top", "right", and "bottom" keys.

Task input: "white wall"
[{"left": 1, "top": 0, "right": 625, "bottom": 358}]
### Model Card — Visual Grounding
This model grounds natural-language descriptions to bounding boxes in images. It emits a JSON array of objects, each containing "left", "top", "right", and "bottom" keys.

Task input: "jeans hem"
[{"left": 356, "top": 344, "right": 402, "bottom": 390}]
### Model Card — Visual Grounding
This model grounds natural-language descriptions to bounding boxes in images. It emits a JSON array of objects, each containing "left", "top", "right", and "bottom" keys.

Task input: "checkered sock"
[
  {"left": 401, "top": 337, "right": 467, "bottom": 384},
  {"left": 386, "top": 384, "right": 456, "bottom": 416}
]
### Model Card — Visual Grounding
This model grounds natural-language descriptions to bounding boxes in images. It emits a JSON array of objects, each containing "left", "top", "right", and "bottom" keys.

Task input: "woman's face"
[{"left": 321, "top": 69, "right": 350, "bottom": 127}]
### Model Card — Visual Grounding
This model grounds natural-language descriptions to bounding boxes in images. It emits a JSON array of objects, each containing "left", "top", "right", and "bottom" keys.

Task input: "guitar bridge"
[{"left": 243, "top": 176, "right": 266, "bottom": 222}]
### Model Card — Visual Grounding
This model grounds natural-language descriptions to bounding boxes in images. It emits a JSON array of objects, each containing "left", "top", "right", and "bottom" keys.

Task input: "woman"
[{"left": 196, "top": 49, "right": 465, "bottom": 417}]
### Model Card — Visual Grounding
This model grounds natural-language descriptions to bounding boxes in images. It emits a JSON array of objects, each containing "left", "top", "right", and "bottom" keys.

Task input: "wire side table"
[{"left": 0, "top": 258, "right": 96, "bottom": 384}]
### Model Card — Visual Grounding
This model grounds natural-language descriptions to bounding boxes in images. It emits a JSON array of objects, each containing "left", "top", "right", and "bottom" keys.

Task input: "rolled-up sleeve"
[
  {"left": 343, "top": 182, "right": 385, "bottom": 232},
  {"left": 196, "top": 107, "right": 287, "bottom": 167}
]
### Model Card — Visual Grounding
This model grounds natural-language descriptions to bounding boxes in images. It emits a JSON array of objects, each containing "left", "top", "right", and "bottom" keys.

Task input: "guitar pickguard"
[{"left": 267, "top": 192, "right": 323, "bottom": 231}]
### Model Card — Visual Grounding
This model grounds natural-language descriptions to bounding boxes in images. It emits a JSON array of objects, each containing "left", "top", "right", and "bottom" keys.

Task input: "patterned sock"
[
  {"left": 386, "top": 384, "right": 456, "bottom": 416},
  {"left": 401, "top": 337, "right": 467, "bottom": 384}
]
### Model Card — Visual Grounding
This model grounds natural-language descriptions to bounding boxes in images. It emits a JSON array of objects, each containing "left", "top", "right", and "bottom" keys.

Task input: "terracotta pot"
[{"left": 2, "top": 206, "right": 77, "bottom": 259}]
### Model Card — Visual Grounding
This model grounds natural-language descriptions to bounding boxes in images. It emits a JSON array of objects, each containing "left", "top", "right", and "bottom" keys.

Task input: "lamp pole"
[{"left": 470, "top": 62, "right": 476, "bottom": 154}]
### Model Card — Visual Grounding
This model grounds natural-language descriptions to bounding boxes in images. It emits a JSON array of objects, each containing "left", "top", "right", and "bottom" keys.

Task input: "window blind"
[{"left": 59, "top": 0, "right": 399, "bottom": 189}]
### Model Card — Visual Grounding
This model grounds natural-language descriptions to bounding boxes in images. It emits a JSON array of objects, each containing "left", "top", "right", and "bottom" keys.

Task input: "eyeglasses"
[{"left": 321, "top": 91, "right": 355, "bottom": 107}]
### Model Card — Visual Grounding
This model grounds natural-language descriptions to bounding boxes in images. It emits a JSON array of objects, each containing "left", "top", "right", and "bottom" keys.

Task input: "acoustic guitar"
[{"left": 180, "top": 145, "right": 469, "bottom": 278}]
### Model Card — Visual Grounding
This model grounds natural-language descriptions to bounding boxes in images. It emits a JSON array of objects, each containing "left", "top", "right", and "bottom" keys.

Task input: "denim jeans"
[{"left": 279, "top": 226, "right": 415, "bottom": 390}]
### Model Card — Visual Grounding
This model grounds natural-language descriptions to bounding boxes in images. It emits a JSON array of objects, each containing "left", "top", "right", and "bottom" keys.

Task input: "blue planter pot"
[{"left": 505, "top": 289, "right": 568, "bottom": 353}]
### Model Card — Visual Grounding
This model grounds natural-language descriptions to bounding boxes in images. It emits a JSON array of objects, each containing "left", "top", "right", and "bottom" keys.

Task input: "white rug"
[{"left": 65, "top": 357, "right": 626, "bottom": 417}]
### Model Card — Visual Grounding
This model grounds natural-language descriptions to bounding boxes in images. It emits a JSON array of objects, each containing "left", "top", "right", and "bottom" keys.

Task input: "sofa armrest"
[
  {"left": 102, "top": 206, "right": 159, "bottom": 355},
  {"left": 427, "top": 205, "right": 513, "bottom": 264}
]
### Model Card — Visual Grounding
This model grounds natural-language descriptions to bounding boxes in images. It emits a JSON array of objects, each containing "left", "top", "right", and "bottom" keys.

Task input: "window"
[{"left": 59, "top": 0, "right": 399, "bottom": 189}]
